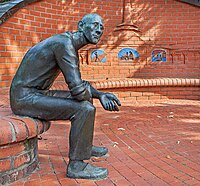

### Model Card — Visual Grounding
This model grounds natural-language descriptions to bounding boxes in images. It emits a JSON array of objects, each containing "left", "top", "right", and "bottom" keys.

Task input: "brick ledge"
[{"left": 91, "top": 78, "right": 200, "bottom": 90}]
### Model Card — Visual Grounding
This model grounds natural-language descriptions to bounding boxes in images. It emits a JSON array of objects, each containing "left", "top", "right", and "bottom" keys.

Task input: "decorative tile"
[
  {"left": 118, "top": 48, "right": 139, "bottom": 61},
  {"left": 90, "top": 49, "right": 106, "bottom": 63},
  {"left": 152, "top": 49, "right": 166, "bottom": 62}
]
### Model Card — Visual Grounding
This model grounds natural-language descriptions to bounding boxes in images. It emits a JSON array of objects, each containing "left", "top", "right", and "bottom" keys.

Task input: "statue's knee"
[{"left": 81, "top": 101, "right": 96, "bottom": 114}]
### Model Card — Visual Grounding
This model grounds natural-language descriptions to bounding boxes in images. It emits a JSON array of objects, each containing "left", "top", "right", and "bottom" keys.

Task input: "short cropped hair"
[{"left": 81, "top": 13, "right": 102, "bottom": 24}]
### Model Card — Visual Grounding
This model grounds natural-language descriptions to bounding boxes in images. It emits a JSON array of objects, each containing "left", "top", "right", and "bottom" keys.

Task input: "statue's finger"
[
  {"left": 105, "top": 103, "right": 110, "bottom": 110},
  {"left": 108, "top": 102, "right": 113, "bottom": 111},
  {"left": 102, "top": 102, "right": 107, "bottom": 110},
  {"left": 110, "top": 101, "right": 115, "bottom": 111},
  {"left": 114, "top": 104, "right": 119, "bottom": 111},
  {"left": 112, "top": 95, "right": 121, "bottom": 106}
]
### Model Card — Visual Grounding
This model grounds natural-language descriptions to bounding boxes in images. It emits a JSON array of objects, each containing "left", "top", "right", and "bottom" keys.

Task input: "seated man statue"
[{"left": 10, "top": 13, "right": 121, "bottom": 180}]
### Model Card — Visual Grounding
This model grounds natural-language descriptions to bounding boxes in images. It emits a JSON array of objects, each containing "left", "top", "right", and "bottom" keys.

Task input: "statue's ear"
[{"left": 78, "top": 21, "right": 84, "bottom": 31}]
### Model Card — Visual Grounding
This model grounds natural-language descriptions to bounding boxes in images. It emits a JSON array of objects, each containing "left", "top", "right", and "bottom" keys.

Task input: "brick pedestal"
[
  {"left": 0, "top": 89, "right": 51, "bottom": 185},
  {"left": 0, "top": 138, "right": 38, "bottom": 185}
]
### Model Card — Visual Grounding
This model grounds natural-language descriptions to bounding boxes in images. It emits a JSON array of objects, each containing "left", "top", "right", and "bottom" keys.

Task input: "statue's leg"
[
  {"left": 11, "top": 91, "right": 108, "bottom": 179},
  {"left": 12, "top": 92, "right": 95, "bottom": 160},
  {"left": 69, "top": 101, "right": 95, "bottom": 160},
  {"left": 45, "top": 90, "right": 107, "bottom": 157}
]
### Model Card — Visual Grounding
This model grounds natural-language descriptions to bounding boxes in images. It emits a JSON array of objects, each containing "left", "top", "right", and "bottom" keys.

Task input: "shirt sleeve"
[{"left": 54, "top": 36, "right": 88, "bottom": 100}]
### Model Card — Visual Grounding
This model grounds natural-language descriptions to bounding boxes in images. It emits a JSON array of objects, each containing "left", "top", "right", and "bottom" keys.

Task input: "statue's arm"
[
  {"left": 83, "top": 80, "right": 121, "bottom": 111},
  {"left": 54, "top": 42, "right": 91, "bottom": 101},
  {"left": 82, "top": 80, "right": 103, "bottom": 99}
]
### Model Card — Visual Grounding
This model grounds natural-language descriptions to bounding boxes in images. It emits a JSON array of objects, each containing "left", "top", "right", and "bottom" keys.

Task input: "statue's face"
[{"left": 82, "top": 15, "right": 104, "bottom": 44}]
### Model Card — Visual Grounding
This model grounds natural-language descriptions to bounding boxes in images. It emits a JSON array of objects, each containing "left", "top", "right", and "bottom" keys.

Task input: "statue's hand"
[{"left": 99, "top": 93, "right": 121, "bottom": 111}]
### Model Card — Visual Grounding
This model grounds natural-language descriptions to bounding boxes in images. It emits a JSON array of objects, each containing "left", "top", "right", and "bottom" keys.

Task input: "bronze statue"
[{"left": 10, "top": 13, "right": 121, "bottom": 180}]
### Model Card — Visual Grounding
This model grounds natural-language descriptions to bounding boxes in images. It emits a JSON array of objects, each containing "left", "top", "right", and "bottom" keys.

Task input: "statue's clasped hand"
[{"left": 99, "top": 93, "right": 121, "bottom": 111}]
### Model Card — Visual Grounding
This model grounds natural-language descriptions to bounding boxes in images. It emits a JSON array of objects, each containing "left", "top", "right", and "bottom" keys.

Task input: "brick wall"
[
  {"left": 0, "top": 0, "right": 199, "bottom": 88},
  {"left": 103, "top": 86, "right": 200, "bottom": 102}
]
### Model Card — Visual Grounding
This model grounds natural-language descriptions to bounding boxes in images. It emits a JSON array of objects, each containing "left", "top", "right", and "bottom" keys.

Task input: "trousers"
[{"left": 11, "top": 89, "right": 96, "bottom": 161}]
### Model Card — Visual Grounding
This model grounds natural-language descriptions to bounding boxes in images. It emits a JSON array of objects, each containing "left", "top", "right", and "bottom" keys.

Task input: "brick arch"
[
  {"left": 179, "top": 0, "right": 200, "bottom": 7},
  {"left": 0, "top": 0, "right": 41, "bottom": 25}
]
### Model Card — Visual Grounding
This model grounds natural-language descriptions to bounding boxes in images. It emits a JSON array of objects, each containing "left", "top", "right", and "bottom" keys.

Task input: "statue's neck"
[{"left": 72, "top": 31, "right": 88, "bottom": 50}]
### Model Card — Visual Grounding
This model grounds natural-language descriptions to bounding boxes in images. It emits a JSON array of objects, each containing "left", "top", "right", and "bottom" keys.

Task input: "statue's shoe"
[
  {"left": 91, "top": 146, "right": 108, "bottom": 157},
  {"left": 67, "top": 163, "right": 108, "bottom": 180}
]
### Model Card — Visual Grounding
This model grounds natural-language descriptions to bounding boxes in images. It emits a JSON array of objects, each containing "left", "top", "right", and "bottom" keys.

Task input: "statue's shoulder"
[
  {"left": 49, "top": 32, "right": 75, "bottom": 53},
  {"left": 57, "top": 31, "right": 72, "bottom": 40},
  {"left": 52, "top": 31, "right": 73, "bottom": 45},
  {"left": 60, "top": 31, "right": 72, "bottom": 37}
]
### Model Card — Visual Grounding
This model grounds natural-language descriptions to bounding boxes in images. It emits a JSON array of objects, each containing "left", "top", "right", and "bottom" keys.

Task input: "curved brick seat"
[
  {"left": 90, "top": 78, "right": 200, "bottom": 101},
  {"left": 52, "top": 78, "right": 200, "bottom": 101},
  {"left": 91, "top": 78, "right": 200, "bottom": 89},
  {"left": 0, "top": 89, "right": 51, "bottom": 185}
]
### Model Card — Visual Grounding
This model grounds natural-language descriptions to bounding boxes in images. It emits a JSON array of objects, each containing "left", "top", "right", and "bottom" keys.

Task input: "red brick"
[
  {"left": 124, "top": 96, "right": 137, "bottom": 101},
  {"left": 148, "top": 95, "right": 161, "bottom": 100},
  {"left": 34, "top": 6, "right": 46, "bottom": 12},
  {"left": 0, "top": 143, "right": 25, "bottom": 159},
  {"left": 0, "top": 159, "right": 11, "bottom": 172},
  {"left": 0, "top": 46, "right": 5, "bottom": 51},
  {"left": 5, "top": 46, "right": 18, "bottom": 51},
  {"left": 136, "top": 96, "right": 149, "bottom": 101},
  {"left": 14, "top": 153, "right": 31, "bottom": 168},
  {"left": 18, "top": 117, "right": 37, "bottom": 137},
  {"left": 5, "top": 118, "right": 28, "bottom": 142},
  {"left": 1, "top": 75, "right": 13, "bottom": 81},
  {"left": 0, "top": 119, "right": 15, "bottom": 145},
  {"left": 118, "top": 92, "right": 131, "bottom": 98},
  {"left": 0, "top": 52, "right": 12, "bottom": 57},
  {"left": 0, "top": 81, "right": 10, "bottom": 88},
  {"left": 131, "top": 92, "right": 142, "bottom": 97}
]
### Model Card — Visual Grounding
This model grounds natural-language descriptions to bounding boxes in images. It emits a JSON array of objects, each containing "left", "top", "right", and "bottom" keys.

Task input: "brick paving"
[{"left": 10, "top": 99, "right": 200, "bottom": 186}]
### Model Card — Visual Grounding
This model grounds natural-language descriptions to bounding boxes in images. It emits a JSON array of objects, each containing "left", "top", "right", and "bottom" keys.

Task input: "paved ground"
[{"left": 11, "top": 99, "right": 200, "bottom": 186}]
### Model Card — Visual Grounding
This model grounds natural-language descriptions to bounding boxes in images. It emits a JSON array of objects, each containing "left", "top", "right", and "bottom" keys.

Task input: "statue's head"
[{"left": 78, "top": 13, "right": 104, "bottom": 44}]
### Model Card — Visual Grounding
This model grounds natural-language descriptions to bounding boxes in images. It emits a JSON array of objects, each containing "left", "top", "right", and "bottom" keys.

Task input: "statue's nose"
[
  {"left": 96, "top": 30, "right": 101, "bottom": 35},
  {"left": 96, "top": 24, "right": 103, "bottom": 35}
]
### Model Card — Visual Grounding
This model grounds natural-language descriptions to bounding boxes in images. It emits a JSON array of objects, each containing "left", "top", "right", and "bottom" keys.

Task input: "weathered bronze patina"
[{"left": 10, "top": 13, "right": 121, "bottom": 180}]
